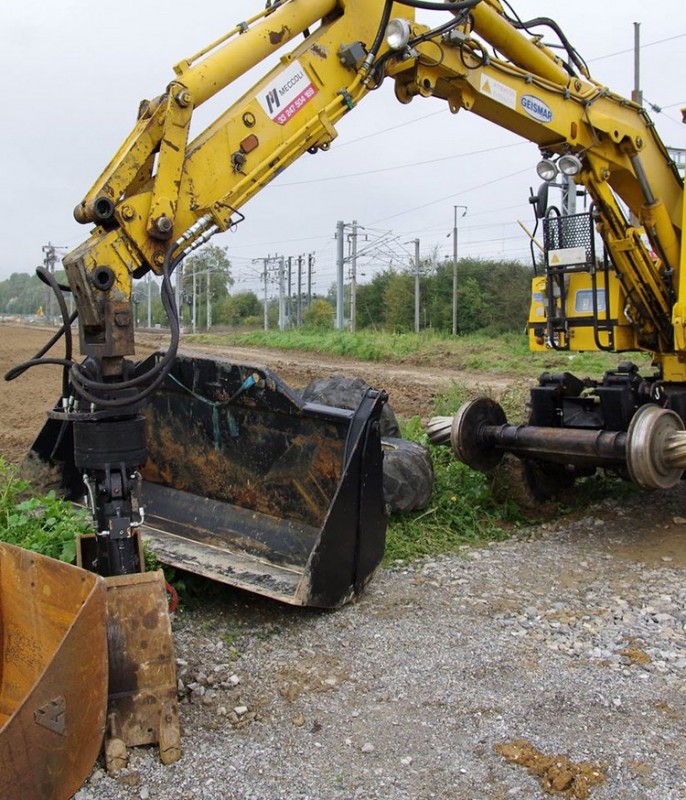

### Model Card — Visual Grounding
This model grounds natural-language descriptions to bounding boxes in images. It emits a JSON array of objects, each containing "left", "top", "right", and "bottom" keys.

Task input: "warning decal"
[
  {"left": 258, "top": 60, "right": 318, "bottom": 126},
  {"left": 480, "top": 74, "right": 516, "bottom": 110},
  {"left": 549, "top": 247, "right": 587, "bottom": 266}
]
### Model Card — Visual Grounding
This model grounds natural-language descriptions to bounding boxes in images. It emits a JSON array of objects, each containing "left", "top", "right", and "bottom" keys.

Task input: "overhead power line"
[
  {"left": 369, "top": 166, "right": 532, "bottom": 226},
  {"left": 273, "top": 141, "right": 527, "bottom": 188},
  {"left": 588, "top": 32, "right": 686, "bottom": 63}
]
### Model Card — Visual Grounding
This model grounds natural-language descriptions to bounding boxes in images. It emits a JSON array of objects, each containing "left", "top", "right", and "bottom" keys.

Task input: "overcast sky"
[{"left": 2, "top": 1, "right": 685, "bottom": 297}]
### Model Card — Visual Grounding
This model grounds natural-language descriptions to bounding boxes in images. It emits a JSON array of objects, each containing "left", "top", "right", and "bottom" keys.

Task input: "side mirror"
[{"left": 529, "top": 182, "right": 550, "bottom": 219}]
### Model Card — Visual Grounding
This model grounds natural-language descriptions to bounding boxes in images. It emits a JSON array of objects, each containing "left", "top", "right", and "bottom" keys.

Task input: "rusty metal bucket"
[
  {"left": 0, "top": 542, "right": 108, "bottom": 800},
  {"left": 76, "top": 536, "right": 180, "bottom": 772},
  {"left": 28, "top": 351, "right": 388, "bottom": 609},
  {"left": 103, "top": 572, "right": 180, "bottom": 771}
]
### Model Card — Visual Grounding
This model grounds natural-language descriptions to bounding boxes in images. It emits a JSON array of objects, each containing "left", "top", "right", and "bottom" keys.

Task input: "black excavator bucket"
[{"left": 28, "top": 351, "right": 387, "bottom": 609}]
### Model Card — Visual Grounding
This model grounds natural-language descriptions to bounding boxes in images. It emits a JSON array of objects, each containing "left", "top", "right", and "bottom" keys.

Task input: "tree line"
[
  {"left": 0, "top": 245, "right": 532, "bottom": 335},
  {"left": 353, "top": 256, "right": 532, "bottom": 334}
]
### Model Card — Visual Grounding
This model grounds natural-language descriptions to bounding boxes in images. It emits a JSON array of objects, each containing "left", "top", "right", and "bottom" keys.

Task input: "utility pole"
[
  {"left": 147, "top": 272, "right": 152, "bottom": 328},
  {"left": 414, "top": 238, "right": 420, "bottom": 334},
  {"left": 175, "top": 263, "right": 184, "bottom": 332},
  {"left": 41, "top": 243, "right": 64, "bottom": 324},
  {"left": 451, "top": 205, "right": 468, "bottom": 335},
  {"left": 287, "top": 256, "right": 292, "bottom": 328},
  {"left": 307, "top": 253, "right": 314, "bottom": 308},
  {"left": 630, "top": 22, "right": 642, "bottom": 227},
  {"left": 192, "top": 263, "right": 197, "bottom": 333},
  {"left": 632, "top": 22, "right": 642, "bottom": 106},
  {"left": 253, "top": 257, "right": 271, "bottom": 331},
  {"left": 297, "top": 254, "right": 303, "bottom": 327},
  {"left": 350, "top": 220, "right": 358, "bottom": 332},
  {"left": 263, "top": 262, "right": 269, "bottom": 330},
  {"left": 206, "top": 268, "right": 212, "bottom": 330},
  {"left": 278, "top": 256, "right": 286, "bottom": 330},
  {"left": 335, "top": 220, "right": 345, "bottom": 329}
]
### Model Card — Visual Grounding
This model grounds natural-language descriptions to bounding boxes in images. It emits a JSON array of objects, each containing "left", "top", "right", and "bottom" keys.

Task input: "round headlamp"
[
  {"left": 558, "top": 154, "right": 583, "bottom": 176},
  {"left": 536, "top": 158, "right": 558, "bottom": 182},
  {"left": 385, "top": 18, "right": 411, "bottom": 51}
]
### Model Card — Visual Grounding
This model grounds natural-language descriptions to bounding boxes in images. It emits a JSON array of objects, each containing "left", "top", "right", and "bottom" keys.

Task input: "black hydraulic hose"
[
  {"left": 4, "top": 266, "right": 78, "bottom": 395},
  {"left": 370, "top": 11, "right": 466, "bottom": 83},
  {"left": 368, "top": 2, "right": 477, "bottom": 86},
  {"left": 3, "top": 311, "right": 78, "bottom": 380},
  {"left": 36, "top": 267, "right": 71, "bottom": 295},
  {"left": 366, "top": 0, "right": 394, "bottom": 66},
  {"left": 69, "top": 248, "right": 183, "bottom": 407},
  {"left": 393, "top": 0, "right": 480, "bottom": 11},
  {"left": 36, "top": 266, "right": 74, "bottom": 394},
  {"left": 505, "top": 15, "right": 589, "bottom": 77},
  {"left": 5, "top": 357, "right": 76, "bottom": 380}
]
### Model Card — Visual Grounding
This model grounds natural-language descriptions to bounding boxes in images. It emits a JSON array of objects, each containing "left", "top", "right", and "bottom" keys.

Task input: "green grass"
[
  {"left": 186, "top": 328, "right": 652, "bottom": 378},
  {"left": 383, "top": 415, "right": 517, "bottom": 564},
  {"left": 1, "top": 327, "right": 649, "bottom": 582}
]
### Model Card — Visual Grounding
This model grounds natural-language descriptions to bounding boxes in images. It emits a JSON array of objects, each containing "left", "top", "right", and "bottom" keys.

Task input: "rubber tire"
[
  {"left": 382, "top": 437, "right": 434, "bottom": 513},
  {"left": 301, "top": 376, "right": 433, "bottom": 513},
  {"left": 301, "top": 375, "right": 401, "bottom": 438}
]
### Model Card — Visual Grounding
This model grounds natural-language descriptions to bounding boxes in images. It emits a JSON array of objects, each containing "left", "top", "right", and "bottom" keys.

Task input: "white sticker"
[
  {"left": 480, "top": 74, "right": 516, "bottom": 109},
  {"left": 258, "top": 60, "right": 318, "bottom": 126},
  {"left": 521, "top": 94, "right": 553, "bottom": 123},
  {"left": 548, "top": 247, "right": 587, "bottom": 266}
]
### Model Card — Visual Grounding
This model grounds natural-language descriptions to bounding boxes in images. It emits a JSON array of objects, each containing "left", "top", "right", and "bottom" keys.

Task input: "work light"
[{"left": 386, "top": 18, "right": 411, "bottom": 50}]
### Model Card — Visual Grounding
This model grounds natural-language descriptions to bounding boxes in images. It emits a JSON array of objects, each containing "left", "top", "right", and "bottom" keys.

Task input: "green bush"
[{"left": 0, "top": 458, "right": 91, "bottom": 563}]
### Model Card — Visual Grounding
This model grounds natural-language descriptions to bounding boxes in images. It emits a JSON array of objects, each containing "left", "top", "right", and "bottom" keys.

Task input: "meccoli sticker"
[
  {"left": 520, "top": 94, "right": 553, "bottom": 123},
  {"left": 259, "top": 60, "right": 318, "bottom": 126}
]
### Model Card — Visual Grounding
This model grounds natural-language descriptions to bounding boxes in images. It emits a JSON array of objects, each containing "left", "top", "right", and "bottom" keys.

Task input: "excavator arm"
[
  {"left": 403, "top": 3, "right": 686, "bottom": 491},
  {"left": 65, "top": 0, "right": 414, "bottom": 363},
  {"left": 10, "top": 2, "right": 686, "bottom": 792},
  {"left": 54, "top": 0, "right": 408, "bottom": 586},
  {"left": 384, "top": 2, "right": 683, "bottom": 366},
  {"left": 67, "top": 0, "right": 684, "bottom": 370}
]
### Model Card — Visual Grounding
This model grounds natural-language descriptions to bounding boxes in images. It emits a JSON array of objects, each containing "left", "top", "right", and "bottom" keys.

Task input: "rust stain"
[
  {"left": 268, "top": 26, "right": 290, "bottom": 45},
  {"left": 141, "top": 608, "right": 160, "bottom": 631},
  {"left": 141, "top": 405, "right": 343, "bottom": 526},
  {"left": 310, "top": 44, "right": 328, "bottom": 59}
]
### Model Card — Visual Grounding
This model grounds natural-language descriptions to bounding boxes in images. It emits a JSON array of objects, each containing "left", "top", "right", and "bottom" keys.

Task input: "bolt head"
[
  {"left": 176, "top": 90, "right": 191, "bottom": 107},
  {"left": 155, "top": 216, "right": 173, "bottom": 234}
]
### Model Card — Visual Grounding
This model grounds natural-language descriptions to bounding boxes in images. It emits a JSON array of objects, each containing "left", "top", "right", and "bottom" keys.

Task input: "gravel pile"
[{"left": 75, "top": 490, "right": 686, "bottom": 800}]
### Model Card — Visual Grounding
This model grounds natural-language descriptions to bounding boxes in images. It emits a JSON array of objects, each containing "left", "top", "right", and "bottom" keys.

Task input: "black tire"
[
  {"left": 301, "top": 376, "right": 433, "bottom": 513},
  {"left": 301, "top": 375, "right": 401, "bottom": 438},
  {"left": 382, "top": 437, "right": 434, "bottom": 513}
]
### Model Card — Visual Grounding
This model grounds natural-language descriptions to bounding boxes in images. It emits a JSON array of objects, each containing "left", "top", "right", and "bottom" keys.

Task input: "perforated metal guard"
[{"left": 543, "top": 211, "right": 595, "bottom": 268}]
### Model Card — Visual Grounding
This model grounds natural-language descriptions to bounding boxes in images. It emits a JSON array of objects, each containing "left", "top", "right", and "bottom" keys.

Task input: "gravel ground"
[{"left": 73, "top": 486, "right": 686, "bottom": 800}]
